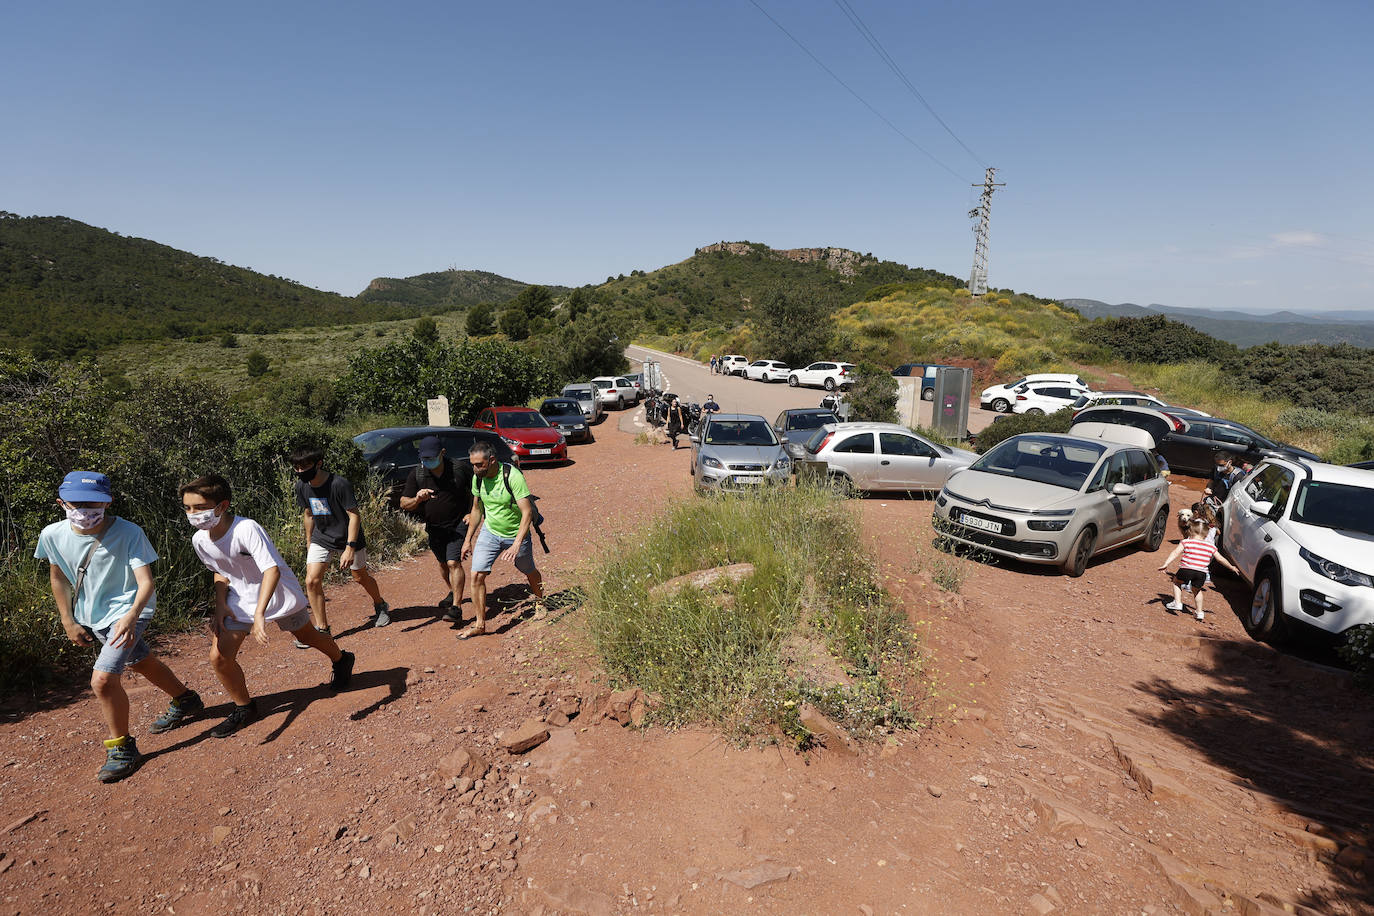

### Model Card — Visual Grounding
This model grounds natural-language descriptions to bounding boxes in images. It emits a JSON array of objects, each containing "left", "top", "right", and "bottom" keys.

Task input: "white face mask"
[
  {"left": 186, "top": 507, "right": 222, "bottom": 531},
  {"left": 65, "top": 506, "right": 106, "bottom": 530}
]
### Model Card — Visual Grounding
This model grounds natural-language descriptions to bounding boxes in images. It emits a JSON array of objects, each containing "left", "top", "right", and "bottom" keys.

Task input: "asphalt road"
[{"left": 624, "top": 345, "right": 1000, "bottom": 436}]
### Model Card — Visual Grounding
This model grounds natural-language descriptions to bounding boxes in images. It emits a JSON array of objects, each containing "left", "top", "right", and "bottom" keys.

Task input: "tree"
[
  {"left": 565, "top": 288, "right": 588, "bottom": 322},
  {"left": 846, "top": 363, "right": 898, "bottom": 423},
  {"left": 412, "top": 316, "right": 439, "bottom": 344},
  {"left": 753, "top": 287, "right": 835, "bottom": 369},
  {"left": 514, "top": 285, "right": 553, "bottom": 321},
  {"left": 500, "top": 308, "right": 530, "bottom": 341},
  {"left": 465, "top": 303, "right": 496, "bottom": 336},
  {"left": 245, "top": 350, "right": 270, "bottom": 378}
]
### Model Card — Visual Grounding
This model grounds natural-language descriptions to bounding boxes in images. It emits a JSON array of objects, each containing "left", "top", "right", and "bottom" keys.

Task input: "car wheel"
[
  {"left": 826, "top": 472, "right": 856, "bottom": 498},
  {"left": 616, "top": 396, "right": 625, "bottom": 410},
  {"left": 1243, "top": 566, "right": 1289, "bottom": 644},
  {"left": 1062, "top": 526, "right": 1096, "bottom": 577},
  {"left": 921, "top": 388, "right": 935, "bottom": 401},
  {"left": 1026, "top": 407, "right": 1045, "bottom": 415},
  {"left": 991, "top": 398, "right": 1010, "bottom": 413},
  {"left": 1144, "top": 506, "right": 1169, "bottom": 551},
  {"left": 586, "top": 431, "right": 595, "bottom": 443},
  {"left": 824, "top": 378, "right": 837, "bottom": 391},
  {"left": 788, "top": 375, "right": 799, "bottom": 387}
]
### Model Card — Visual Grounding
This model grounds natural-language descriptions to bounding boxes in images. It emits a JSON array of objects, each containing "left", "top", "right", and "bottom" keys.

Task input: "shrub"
[
  {"left": 1338, "top": 624, "right": 1374, "bottom": 691},
  {"left": 1075, "top": 315, "right": 1237, "bottom": 364},
  {"left": 218, "top": 332, "right": 239, "bottom": 348},
  {"left": 971, "top": 409, "right": 1076, "bottom": 453},
  {"left": 847, "top": 363, "right": 898, "bottom": 423},
  {"left": 245, "top": 350, "right": 270, "bottom": 377}
]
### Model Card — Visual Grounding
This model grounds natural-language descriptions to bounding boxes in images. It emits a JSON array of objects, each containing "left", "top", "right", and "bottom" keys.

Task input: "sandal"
[{"left": 456, "top": 624, "right": 487, "bottom": 640}]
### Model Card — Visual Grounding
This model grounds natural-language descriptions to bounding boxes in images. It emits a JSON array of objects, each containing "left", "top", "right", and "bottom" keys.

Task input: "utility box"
[
  {"left": 895, "top": 377, "right": 920, "bottom": 427},
  {"left": 931, "top": 367, "right": 972, "bottom": 441}
]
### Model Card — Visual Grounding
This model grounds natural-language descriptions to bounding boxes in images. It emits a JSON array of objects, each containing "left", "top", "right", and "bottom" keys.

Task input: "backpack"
[{"left": 501, "top": 464, "right": 548, "bottom": 553}]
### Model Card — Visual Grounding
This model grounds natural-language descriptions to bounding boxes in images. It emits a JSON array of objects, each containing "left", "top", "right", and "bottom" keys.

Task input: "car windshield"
[
  {"left": 354, "top": 429, "right": 409, "bottom": 461},
  {"left": 788, "top": 411, "right": 838, "bottom": 430},
  {"left": 498, "top": 412, "right": 550, "bottom": 429},
  {"left": 971, "top": 436, "right": 1107, "bottom": 490},
  {"left": 1291, "top": 480, "right": 1374, "bottom": 537},
  {"left": 704, "top": 419, "right": 778, "bottom": 447},
  {"left": 1071, "top": 396, "right": 1091, "bottom": 409},
  {"left": 564, "top": 387, "right": 593, "bottom": 400},
  {"left": 541, "top": 401, "right": 580, "bottom": 416}
]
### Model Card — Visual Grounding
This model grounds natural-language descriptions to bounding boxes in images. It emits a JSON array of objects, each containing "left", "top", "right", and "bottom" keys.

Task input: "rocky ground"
[{"left": 0, "top": 404, "right": 1369, "bottom": 915}]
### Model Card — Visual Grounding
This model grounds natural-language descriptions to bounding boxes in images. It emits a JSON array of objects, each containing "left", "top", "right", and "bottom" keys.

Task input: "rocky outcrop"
[{"left": 695, "top": 241, "right": 876, "bottom": 277}]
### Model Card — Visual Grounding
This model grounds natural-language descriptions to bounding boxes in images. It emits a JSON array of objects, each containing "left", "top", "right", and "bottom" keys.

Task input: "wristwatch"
[{"left": 347, "top": 540, "right": 363, "bottom": 549}]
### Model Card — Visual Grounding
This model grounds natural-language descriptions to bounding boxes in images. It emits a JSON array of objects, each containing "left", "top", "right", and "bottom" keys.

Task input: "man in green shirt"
[{"left": 458, "top": 441, "right": 546, "bottom": 638}]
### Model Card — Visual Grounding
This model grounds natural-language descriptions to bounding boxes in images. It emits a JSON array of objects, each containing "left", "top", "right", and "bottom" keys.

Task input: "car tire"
[
  {"left": 824, "top": 378, "right": 837, "bottom": 391},
  {"left": 616, "top": 396, "right": 625, "bottom": 410},
  {"left": 1243, "top": 565, "right": 1289, "bottom": 644},
  {"left": 991, "top": 398, "right": 1010, "bottom": 413},
  {"left": 1026, "top": 407, "right": 1045, "bottom": 415},
  {"left": 826, "top": 472, "right": 856, "bottom": 498},
  {"left": 1144, "top": 506, "right": 1169, "bottom": 551},
  {"left": 921, "top": 388, "right": 935, "bottom": 402},
  {"left": 1062, "top": 526, "right": 1096, "bottom": 577},
  {"left": 788, "top": 375, "right": 799, "bottom": 387}
]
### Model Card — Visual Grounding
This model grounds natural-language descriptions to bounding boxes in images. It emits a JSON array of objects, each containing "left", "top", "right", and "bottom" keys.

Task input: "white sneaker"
[
  {"left": 1195, "top": 610, "right": 1206, "bottom": 622},
  {"left": 1165, "top": 600, "right": 1184, "bottom": 612}
]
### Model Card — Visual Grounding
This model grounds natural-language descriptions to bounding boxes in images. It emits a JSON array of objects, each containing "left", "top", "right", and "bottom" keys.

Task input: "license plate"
[
  {"left": 731, "top": 476, "right": 762, "bottom": 485},
  {"left": 530, "top": 448, "right": 551, "bottom": 456},
  {"left": 958, "top": 512, "right": 1002, "bottom": 533}
]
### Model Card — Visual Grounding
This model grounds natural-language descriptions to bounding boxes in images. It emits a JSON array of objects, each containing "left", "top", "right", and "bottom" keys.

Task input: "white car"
[
  {"left": 981, "top": 373, "right": 1090, "bottom": 413},
  {"left": 719, "top": 355, "right": 750, "bottom": 376},
  {"left": 1221, "top": 457, "right": 1374, "bottom": 643},
  {"left": 1011, "top": 381, "right": 1095, "bottom": 415},
  {"left": 589, "top": 376, "right": 639, "bottom": 409},
  {"left": 788, "top": 361, "right": 855, "bottom": 391},
  {"left": 745, "top": 359, "right": 790, "bottom": 382},
  {"left": 797, "top": 422, "right": 978, "bottom": 494}
]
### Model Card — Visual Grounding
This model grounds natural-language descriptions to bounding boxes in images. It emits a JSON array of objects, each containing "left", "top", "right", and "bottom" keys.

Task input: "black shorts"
[
  {"left": 428, "top": 521, "right": 469, "bottom": 564},
  {"left": 1175, "top": 568, "right": 1207, "bottom": 589}
]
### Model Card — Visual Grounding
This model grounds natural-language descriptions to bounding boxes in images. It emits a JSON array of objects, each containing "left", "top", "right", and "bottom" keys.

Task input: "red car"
[{"left": 473, "top": 407, "right": 568, "bottom": 466}]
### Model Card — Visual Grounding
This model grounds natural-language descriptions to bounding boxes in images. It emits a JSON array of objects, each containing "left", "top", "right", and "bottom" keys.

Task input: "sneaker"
[
  {"left": 1195, "top": 610, "right": 1206, "bottom": 622},
  {"left": 295, "top": 625, "right": 330, "bottom": 650},
  {"left": 330, "top": 651, "right": 355, "bottom": 692},
  {"left": 1182, "top": 584, "right": 1193, "bottom": 593},
  {"left": 1165, "top": 600, "right": 1185, "bottom": 612},
  {"left": 372, "top": 602, "right": 391, "bottom": 628},
  {"left": 438, "top": 591, "right": 454, "bottom": 608},
  {"left": 210, "top": 702, "right": 259, "bottom": 738},
  {"left": 97, "top": 736, "right": 142, "bottom": 783},
  {"left": 441, "top": 607, "right": 464, "bottom": 624},
  {"left": 149, "top": 690, "right": 204, "bottom": 734}
]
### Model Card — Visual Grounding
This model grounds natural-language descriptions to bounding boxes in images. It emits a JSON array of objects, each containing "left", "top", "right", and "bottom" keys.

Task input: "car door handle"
[{"left": 880, "top": 460, "right": 891, "bottom": 466}]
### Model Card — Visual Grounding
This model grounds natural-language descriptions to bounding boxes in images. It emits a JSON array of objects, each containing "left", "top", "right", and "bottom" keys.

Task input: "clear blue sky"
[{"left": 5, "top": 1, "right": 1372, "bottom": 312}]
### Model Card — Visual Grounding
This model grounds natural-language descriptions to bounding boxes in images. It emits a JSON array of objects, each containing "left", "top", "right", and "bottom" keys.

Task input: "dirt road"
[{"left": 1, "top": 393, "right": 1369, "bottom": 914}]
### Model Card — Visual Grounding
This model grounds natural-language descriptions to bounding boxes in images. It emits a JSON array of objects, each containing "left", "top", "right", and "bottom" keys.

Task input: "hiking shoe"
[
  {"left": 438, "top": 591, "right": 454, "bottom": 608},
  {"left": 149, "top": 690, "right": 204, "bottom": 734},
  {"left": 294, "top": 625, "right": 330, "bottom": 649},
  {"left": 330, "top": 651, "right": 355, "bottom": 692},
  {"left": 1165, "top": 600, "right": 1185, "bottom": 612},
  {"left": 97, "top": 736, "right": 142, "bottom": 784},
  {"left": 210, "top": 702, "right": 259, "bottom": 738},
  {"left": 1195, "top": 610, "right": 1206, "bottom": 622},
  {"left": 373, "top": 602, "right": 391, "bottom": 628}
]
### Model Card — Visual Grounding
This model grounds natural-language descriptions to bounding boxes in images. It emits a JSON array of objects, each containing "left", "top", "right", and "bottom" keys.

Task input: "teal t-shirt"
[
  {"left": 34, "top": 517, "right": 158, "bottom": 630},
  {"left": 472, "top": 465, "right": 531, "bottom": 539}
]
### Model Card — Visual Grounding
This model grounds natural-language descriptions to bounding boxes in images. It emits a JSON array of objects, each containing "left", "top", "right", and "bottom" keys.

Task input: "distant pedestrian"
[
  {"left": 709, "top": 355, "right": 718, "bottom": 375},
  {"left": 459, "top": 442, "right": 546, "bottom": 639},
  {"left": 666, "top": 396, "right": 687, "bottom": 449},
  {"left": 399, "top": 436, "right": 476, "bottom": 624},
  {"left": 289, "top": 446, "right": 389, "bottom": 635},
  {"left": 34, "top": 471, "right": 202, "bottom": 783},
  {"left": 1158, "top": 518, "right": 1239, "bottom": 623},
  {"left": 702, "top": 394, "right": 720, "bottom": 414},
  {"left": 181, "top": 474, "right": 354, "bottom": 738}
]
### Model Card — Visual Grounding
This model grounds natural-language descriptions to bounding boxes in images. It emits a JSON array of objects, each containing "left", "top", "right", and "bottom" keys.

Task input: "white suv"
[
  {"left": 788, "top": 361, "right": 855, "bottom": 391},
  {"left": 1011, "top": 381, "right": 1095, "bottom": 415},
  {"left": 719, "top": 355, "right": 750, "bottom": 376},
  {"left": 589, "top": 376, "right": 638, "bottom": 409},
  {"left": 1221, "top": 458, "right": 1374, "bottom": 643},
  {"left": 981, "top": 373, "right": 1089, "bottom": 413},
  {"left": 745, "top": 359, "right": 790, "bottom": 382}
]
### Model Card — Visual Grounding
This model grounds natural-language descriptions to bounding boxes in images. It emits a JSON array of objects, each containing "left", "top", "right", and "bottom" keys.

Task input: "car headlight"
[
  {"left": 501, "top": 437, "right": 521, "bottom": 448},
  {"left": 774, "top": 456, "right": 791, "bottom": 470},
  {"left": 1299, "top": 547, "right": 1373, "bottom": 587},
  {"left": 935, "top": 492, "right": 948, "bottom": 507},
  {"left": 702, "top": 456, "right": 723, "bottom": 469},
  {"left": 1027, "top": 519, "right": 1071, "bottom": 532}
]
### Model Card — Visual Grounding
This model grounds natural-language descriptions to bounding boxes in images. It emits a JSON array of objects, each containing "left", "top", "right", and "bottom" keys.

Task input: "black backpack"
[{"left": 501, "top": 464, "right": 548, "bottom": 553}]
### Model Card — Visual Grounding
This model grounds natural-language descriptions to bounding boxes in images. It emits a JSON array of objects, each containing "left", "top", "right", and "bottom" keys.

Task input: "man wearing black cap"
[{"left": 399, "top": 436, "right": 475, "bottom": 620}]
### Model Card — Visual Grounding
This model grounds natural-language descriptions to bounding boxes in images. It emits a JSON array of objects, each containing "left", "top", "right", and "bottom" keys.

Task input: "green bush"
[
  {"left": 1075, "top": 315, "right": 1237, "bottom": 364},
  {"left": 1338, "top": 624, "right": 1374, "bottom": 691},
  {"left": 971, "top": 409, "right": 1076, "bottom": 453},
  {"left": 847, "top": 363, "right": 898, "bottom": 423}
]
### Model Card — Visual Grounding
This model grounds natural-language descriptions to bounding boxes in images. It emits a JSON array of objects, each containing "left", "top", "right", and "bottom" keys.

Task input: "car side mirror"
[
  {"left": 779, "top": 436, "right": 789, "bottom": 445},
  {"left": 689, "top": 435, "right": 700, "bottom": 444},
  {"left": 1110, "top": 482, "right": 1134, "bottom": 496},
  {"left": 1251, "top": 499, "right": 1279, "bottom": 520}
]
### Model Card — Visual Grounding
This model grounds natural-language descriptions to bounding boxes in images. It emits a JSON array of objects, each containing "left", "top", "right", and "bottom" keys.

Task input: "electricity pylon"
[{"left": 968, "top": 167, "right": 1004, "bottom": 296}]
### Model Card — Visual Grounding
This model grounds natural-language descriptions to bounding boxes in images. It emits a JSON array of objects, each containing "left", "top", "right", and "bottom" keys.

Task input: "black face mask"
[{"left": 296, "top": 465, "right": 319, "bottom": 482}]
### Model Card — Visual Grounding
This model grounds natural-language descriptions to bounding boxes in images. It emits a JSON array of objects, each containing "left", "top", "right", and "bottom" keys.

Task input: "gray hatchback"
[{"left": 690, "top": 413, "right": 792, "bottom": 494}]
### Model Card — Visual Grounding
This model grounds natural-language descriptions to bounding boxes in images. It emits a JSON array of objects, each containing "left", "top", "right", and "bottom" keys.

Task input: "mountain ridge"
[{"left": 1064, "top": 298, "right": 1374, "bottom": 348}]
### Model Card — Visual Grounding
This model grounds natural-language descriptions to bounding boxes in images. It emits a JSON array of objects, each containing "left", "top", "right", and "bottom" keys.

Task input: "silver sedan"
[{"left": 797, "top": 422, "right": 978, "bottom": 494}]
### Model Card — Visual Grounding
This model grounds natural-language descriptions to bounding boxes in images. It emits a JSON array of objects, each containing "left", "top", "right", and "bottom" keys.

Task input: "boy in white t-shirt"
[{"left": 180, "top": 474, "right": 355, "bottom": 738}]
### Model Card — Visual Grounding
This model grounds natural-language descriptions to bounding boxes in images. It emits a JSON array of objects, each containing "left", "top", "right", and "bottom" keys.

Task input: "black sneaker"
[
  {"left": 437, "top": 591, "right": 454, "bottom": 608},
  {"left": 98, "top": 736, "right": 142, "bottom": 784},
  {"left": 330, "top": 651, "right": 355, "bottom": 692},
  {"left": 149, "top": 690, "right": 204, "bottom": 734},
  {"left": 210, "top": 702, "right": 259, "bottom": 738},
  {"left": 372, "top": 602, "right": 391, "bottom": 628}
]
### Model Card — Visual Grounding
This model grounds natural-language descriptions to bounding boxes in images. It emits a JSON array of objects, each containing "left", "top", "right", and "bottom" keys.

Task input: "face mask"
[
  {"left": 421, "top": 456, "right": 443, "bottom": 471},
  {"left": 295, "top": 465, "right": 319, "bottom": 482},
  {"left": 65, "top": 506, "right": 106, "bottom": 530},
  {"left": 186, "top": 507, "right": 222, "bottom": 531}
]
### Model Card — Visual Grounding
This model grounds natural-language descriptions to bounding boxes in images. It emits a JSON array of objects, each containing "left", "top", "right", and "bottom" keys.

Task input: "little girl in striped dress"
[{"left": 1158, "top": 519, "right": 1239, "bottom": 622}]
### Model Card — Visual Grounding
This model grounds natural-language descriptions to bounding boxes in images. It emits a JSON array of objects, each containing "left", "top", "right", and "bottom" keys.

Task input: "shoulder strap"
[
  {"left": 71, "top": 525, "right": 108, "bottom": 605},
  {"left": 501, "top": 464, "right": 517, "bottom": 502}
]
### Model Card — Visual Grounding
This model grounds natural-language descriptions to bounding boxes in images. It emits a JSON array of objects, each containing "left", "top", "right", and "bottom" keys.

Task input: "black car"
[
  {"left": 353, "top": 426, "right": 515, "bottom": 503},
  {"left": 773, "top": 407, "right": 840, "bottom": 460},
  {"left": 1349, "top": 460, "right": 1374, "bottom": 471},
  {"left": 538, "top": 398, "right": 593, "bottom": 443},
  {"left": 1072, "top": 406, "right": 1321, "bottom": 475}
]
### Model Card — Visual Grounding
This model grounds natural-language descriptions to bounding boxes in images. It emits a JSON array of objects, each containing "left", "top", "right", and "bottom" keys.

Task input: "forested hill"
[{"left": 359, "top": 269, "right": 555, "bottom": 311}]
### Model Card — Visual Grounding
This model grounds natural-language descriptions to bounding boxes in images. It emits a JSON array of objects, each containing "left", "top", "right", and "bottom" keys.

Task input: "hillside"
[
  {"left": 1065, "top": 297, "right": 1374, "bottom": 348},
  {"left": 358, "top": 269, "right": 556, "bottom": 311}
]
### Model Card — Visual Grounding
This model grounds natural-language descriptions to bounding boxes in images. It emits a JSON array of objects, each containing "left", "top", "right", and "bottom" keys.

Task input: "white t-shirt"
[{"left": 192, "top": 516, "right": 308, "bottom": 623}]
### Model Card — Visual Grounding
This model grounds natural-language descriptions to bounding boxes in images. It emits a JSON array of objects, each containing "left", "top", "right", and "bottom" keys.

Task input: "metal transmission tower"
[{"left": 967, "top": 167, "right": 1004, "bottom": 296}]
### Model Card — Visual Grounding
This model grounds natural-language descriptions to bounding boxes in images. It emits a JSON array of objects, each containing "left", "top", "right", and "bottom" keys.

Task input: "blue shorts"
[
  {"left": 88, "top": 615, "right": 154, "bottom": 674},
  {"left": 471, "top": 527, "right": 537, "bottom": 575}
]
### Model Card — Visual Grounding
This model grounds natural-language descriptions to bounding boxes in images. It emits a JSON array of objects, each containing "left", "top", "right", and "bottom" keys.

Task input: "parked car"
[
  {"left": 624, "top": 372, "right": 647, "bottom": 396},
  {"left": 538, "top": 397, "right": 593, "bottom": 443},
  {"left": 1070, "top": 406, "right": 1188, "bottom": 451},
  {"left": 352, "top": 426, "right": 514, "bottom": 504},
  {"left": 892, "top": 363, "right": 956, "bottom": 401},
  {"left": 933, "top": 423, "right": 1170, "bottom": 576},
  {"left": 719, "top": 355, "right": 750, "bottom": 376},
  {"left": 773, "top": 407, "right": 839, "bottom": 460},
  {"left": 788, "top": 361, "right": 855, "bottom": 391},
  {"left": 1351, "top": 460, "right": 1374, "bottom": 471},
  {"left": 560, "top": 383, "right": 604, "bottom": 424},
  {"left": 1010, "top": 381, "right": 1096, "bottom": 415},
  {"left": 980, "top": 373, "right": 1090, "bottom": 413},
  {"left": 798, "top": 422, "right": 977, "bottom": 494},
  {"left": 1071, "top": 390, "right": 1211, "bottom": 417},
  {"left": 745, "top": 359, "right": 790, "bottom": 382},
  {"left": 590, "top": 376, "right": 639, "bottom": 409},
  {"left": 473, "top": 407, "right": 568, "bottom": 466},
  {"left": 1221, "top": 457, "right": 1374, "bottom": 643},
  {"left": 1155, "top": 415, "right": 1321, "bottom": 476},
  {"left": 689, "top": 413, "right": 792, "bottom": 494}
]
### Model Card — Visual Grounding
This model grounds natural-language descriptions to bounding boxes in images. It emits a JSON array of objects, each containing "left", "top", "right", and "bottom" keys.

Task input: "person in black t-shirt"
[
  {"left": 289, "top": 447, "right": 390, "bottom": 635},
  {"left": 399, "top": 436, "right": 476, "bottom": 624}
]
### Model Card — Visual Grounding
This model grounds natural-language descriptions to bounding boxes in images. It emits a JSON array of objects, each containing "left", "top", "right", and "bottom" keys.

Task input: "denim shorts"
[
  {"left": 89, "top": 615, "right": 154, "bottom": 674},
  {"left": 471, "top": 526, "right": 536, "bottom": 575}
]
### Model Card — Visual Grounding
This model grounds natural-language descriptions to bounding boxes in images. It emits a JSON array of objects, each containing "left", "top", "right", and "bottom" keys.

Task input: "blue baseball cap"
[
  {"left": 417, "top": 436, "right": 443, "bottom": 459},
  {"left": 59, "top": 471, "right": 113, "bottom": 504}
]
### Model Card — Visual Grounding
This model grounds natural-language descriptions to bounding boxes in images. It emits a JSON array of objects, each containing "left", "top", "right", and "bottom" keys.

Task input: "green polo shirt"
[{"left": 472, "top": 464, "right": 530, "bottom": 539}]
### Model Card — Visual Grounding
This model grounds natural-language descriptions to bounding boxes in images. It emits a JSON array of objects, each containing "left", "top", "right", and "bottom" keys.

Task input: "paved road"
[{"left": 624, "top": 345, "right": 1001, "bottom": 436}]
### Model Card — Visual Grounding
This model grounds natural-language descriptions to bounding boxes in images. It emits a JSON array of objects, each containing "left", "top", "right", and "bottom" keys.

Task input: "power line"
[
  {"left": 832, "top": 0, "right": 986, "bottom": 166},
  {"left": 745, "top": 0, "right": 972, "bottom": 184}
]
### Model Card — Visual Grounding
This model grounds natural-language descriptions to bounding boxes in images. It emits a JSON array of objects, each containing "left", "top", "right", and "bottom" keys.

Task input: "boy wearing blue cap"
[{"left": 34, "top": 471, "right": 203, "bottom": 784}]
